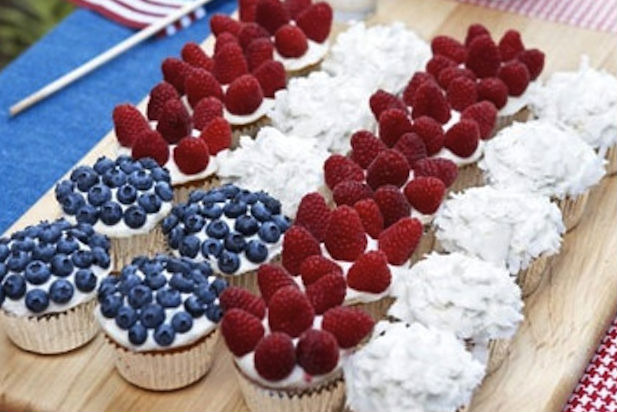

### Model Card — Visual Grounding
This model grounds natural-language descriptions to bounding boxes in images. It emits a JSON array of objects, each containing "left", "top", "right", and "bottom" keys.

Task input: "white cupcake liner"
[
  {"left": 449, "top": 163, "right": 485, "bottom": 194},
  {"left": 0, "top": 299, "right": 98, "bottom": 354},
  {"left": 286, "top": 61, "right": 323, "bottom": 79},
  {"left": 557, "top": 191, "right": 590, "bottom": 232},
  {"left": 231, "top": 116, "right": 272, "bottom": 147},
  {"left": 173, "top": 174, "right": 221, "bottom": 204},
  {"left": 517, "top": 254, "right": 552, "bottom": 298},
  {"left": 110, "top": 225, "right": 168, "bottom": 272},
  {"left": 605, "top": 144, "right": 617, "bottom": 176}
]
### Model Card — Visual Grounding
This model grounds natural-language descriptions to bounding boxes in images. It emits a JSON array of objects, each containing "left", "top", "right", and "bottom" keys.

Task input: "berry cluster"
[
  {"left": 55, "top": 156, "right": 174, "bottom": 230},
  {"left": 162, "top": 185, "right": 291, "bottom": 275},
  {"left": 97, "top": 255, "right": 227, "bottom": 347},
  {"left": 220, "top": 282, "right": 374, "bottom": 382},
  {"left": 0, "top": 219, "right": 111, "bottom": 313}
]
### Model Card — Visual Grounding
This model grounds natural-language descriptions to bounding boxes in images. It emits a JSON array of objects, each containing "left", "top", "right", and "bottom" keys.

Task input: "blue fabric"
[{"left": 0, "top": 0, "right": 237, "bottom": 233}]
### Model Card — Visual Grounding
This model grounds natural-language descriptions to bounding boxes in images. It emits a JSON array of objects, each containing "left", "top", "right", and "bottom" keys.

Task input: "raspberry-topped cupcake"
[
  {"left": 162, "top": 185, "right": 291, "bottom": 293},
  {"left": 220, "top": 284, "right": 374, "bottom": 412},
  {"left": 55, "top": 156, "right": 173, "bottom": 271},
  {"left": 0, "top": 219, "right": 112, "bottom": 354},
  {"left": 97, "top": 255, "right": 226, "bottom": 390}
]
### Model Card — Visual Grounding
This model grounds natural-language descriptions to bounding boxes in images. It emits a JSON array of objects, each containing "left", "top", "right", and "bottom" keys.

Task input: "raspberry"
[
  {"left": 284, "top": 0, "right": 311, "bottom": 19},
  {"left": 431, "top": 35, "right": 467, "bottom": 63},
  {"left": 246, "top": 37, "right": 274, "bottom": 71},
  {"left": 498, "top": 29, "right": 524, "bottom": 61},
  {"left": 394, "top": 132, "right": 427, "bottom": 167},
  {"left": 464, "top": 23, "right": 490, "bottom": 47},
  {"left": 214, "top": 32, "right": 239, "bottom": 55},
  {"left": 322, "top": 307, "right": 374, "bottom": 349},
  {"left": 282, "top": 225, "right": 321, "bottom": 275},
  {"left": 268, "top": 286, "right": 315, "bottom": 337},
  {"left": 257, "top": 264, "right": 297, "bottom": 304},
  {"left": 173, "top": 137, "right": 210, "bottom": 174},
  {"left": 147, "top": 82, "right": 180, "bottom": 121},
  {"left": 517, "top": 49, "right": 545, "bottom": 80},
  {"left": 465, "top": 34, "right": 501, "bottom": 78},
  {"left": 181, "top": 42, "right": 213, "bottom": 71},
  {"left": 402, "top": 72, "right": 435, "bottom": 106},
  {"left": 370, "top": 89, "right": 407, "bottom": 121},
  {"left": 200, "top": 117, "right": 232, "bottom": 154},
  {"left": 477, "top": 77, "right": 508, "bottom": 110},
  {"left": 185, "top": 68, "right": 223, "bottom": 108},
  {"left": 213, "top": 43, "right": 248, "bottom": 85},
  {"left": 256, "top": 0, "right": 290, "bottom": 34},
  {"left": 437, "top": 67, "right": 477, "bottom": 89},
  {"left": 378, "top": 217, "right": 423, "bottom": 265},
  {"left": 161, "top": 57, "right": 191, "bottom": 94},
  {"left": 498, "top": 60, "right": 530, "bottom": 96},
  {"left": 219, "top": 286, "right": 266, "bottom": 319},
  {"left": 411, "top": 81, "right": 451, "bottom": 124},
  {"left": 299, "top": 255, "right": 343, "bottom": 287},
  {"left": 254, "top": 332, "right": 296, "bottom": 381},
  {"left": 252, "top": 60, "right": 286, "bottom": 98},
  {"left": 305, "top": 273, "right": 346, "bottom": 314},
  {"left": 347, "top": 250, "right": 391, "bottom": 293},
  {"left": 333, "top": 181, "right": 373, "bottom": 206},
  {"left": 221, "top": 308, "right": 265, "bottom": 356},
  {"left": 323, "top": 154, "right": 364, "bottom": 190},
  {"left": 426, "top": 55, "right": 457, "bottom": 78},
  {"left": 350, "top": 130, "right": 386, "bottom": 169},
  {"left": 131, "top": 130, "right": 170, "bottom": 166},
  {"left": 296, "top": 329, "right": 339, "bottom": 375},
  {"left": 404, "top": 177, "right": 446, "bottom": 215},
  {"left": 413, "top": 158, "right": 458, "bottom": 188},
  {"left": 353, "top": 198, "right": 384, "bottom": 239},
  {"left": 193, "top": 97, "right": 224, "bottom": 130},
  {"left": 238, "top": 22, "right": 270, "bottom": 50},
  {"left": 366, "top": 149, "right": 410, "bottom": 190},
  {"left": 295, "top": 192, "right": 331, "bottom": 242},
  {"left": 224, "top": 74, "right": 264, "bottom": 115},
  {"left": 410, "top": 116, "right": 445, "bottom": 155},
  {"left": 324, "top": 206, "right": 367, "bottom": 261},
  {"left": 239, "top": 0, "right": 258, "bottom": 22},
  {"left": 210, "top": 14, "right": 242, "bottom": 36},
  {"left": 156, "top": 98, "right": 191, "bottom": 144},
  {"left": 378, "top": 108, "right": 413, "bottom": 147},
  {"left": 461, "top": 101, "right": 497, "bottom": 140},
  {"left": 113, "top": 104, "right": 150, "bottom": 147},
  {"left": 373, "top": 185, "right": 410, "bottom": 228},
  {"left": 444, "top": 119, "right": 480, "bottom": 158},
  {"left": 447, "top": 76, "right": 478, "bottom": 111},
  {"left": 296, "top": 2, "right": 333, "bottom": 43},
  {"left": 275, "top": 24, "right": 308, "bottom": 58}
]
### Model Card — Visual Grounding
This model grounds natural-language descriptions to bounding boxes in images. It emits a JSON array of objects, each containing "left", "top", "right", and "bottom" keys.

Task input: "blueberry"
[
  {"left": 72, "top": 250, "right": 94, "bottom": 268},
  {"left": 87, "top": 184, "right": 112, "bottom": 207},
  {"left": 171, "top": 311, "right": 193, "bottom": 333},
  {"left": 115, "top": 305, "right": 138, "bottom": 330},
  {"left": 49, "top": 279, "right": 74, "bottom": 303},
  {"left": 33, "top": 243, "right": 56, "bottom": 262},
  {"left": 211, "top": 277, "right": 228, "bottom": 295},
  {"left": 138, "top": 193, "right": 162, "bottom": 213},
  {"left": 56, "top": 219, "right": 73, "bottom": 231},
  {"left": 0, "top": 288, "right": 4, "bottom": 306},
  {"left": 206, "top": 220, "right": 229, "bottom": 239},
  {"left": 51, "top": 254, "right": 74, "bottom": 277},
  {"left": 156, "top": 287, "right": 182, "bottom": 308},
  {"left": 169, "top": 273, "right": 194, "bottom": 293},
  {"left": 166, "top": 257, "right": 191, "bottom": 275},
  {"left": 251, "top": 202, "right": 272, "bottom": 222},
  {"left": 100, "top": 293, "right": 122, "bottom": 318},
  {"left": 179, "top": 235, "right": 200, "bottom": 258},
  {"left": 68, "top": 229, "right": 89, "bottom": 243},
  {"left": 171, "top": 204, "right": 186, "bottom": 219},
  {"left": 235, "top": 215, "right": 259, "bottom": 236},
  {"left": 3, "top": 274, "right": 26, "bottom": 299},
  {"left": 75, "top": 269, "right": 97, "bottom": 292},
  {"left": 223, "top": 200, "right": 247, "bottom": 218},
  {"left": 129, "top": 170, "right": 154, "bottom": 191},
  {"left": 245, "top": 240, "right": 268, "bottom": 263},
  {"left": 7, "top": 251, "right": 30, "bottom": 272},
  {"left": 103, "top": 168, "right": 127, "bottom": 188},
  {"left": 98, "top": 281, "right": 117, "bottom": 298},
  {"left": 24, "top": 261, "right": 51, "bottom": 285},
  {"left": 119, "top": 159, "right": 142, "bottom": 175},
  {"left": 145, "top": 273, "right": 166, "bottom": 290},
  {"left": 25, "top": 289, "right": 50, "bottom": 313},
  {"left": 184, "top": 295, "right": 206, "bottom": 317},
  {"left": 235, "top": 190, "right": 258, "bottom": 205},
  {"left": 183, "top": 214, "right": 204, "bottom": 233},
  {"left": 142, "top": 260, "right": 163, "bottom": 277},
  {"left": 168, "top": 226, "right": 185, "bottom": 250},
  {"left": 200, "top": 202, "right": 223, "bottom": 219},
  {"left": 203, "top": 191, "right": 227, "bottom": 203},
  {"left": 13, "top": 238, "right": 35, "bottom": 252},
  {"left": 195, "top": 284, "right": 216, "bottom": 304},
  {"left": 194, "top": 261, "right": 213, "bottom": 278},
  {"left": 119, "top": 273, "right": 142, "bottom": 294},
  {"left": 188, "top": 190, "right": 207, "bottom": 203},
  {"left": 140, "top": 303, "right": 165, "bottom": 328},
  {"left": 0, "top": 263, "right": 6, "bottom": 281},
  {"left": 272, "top": 215, "right": 291, "bottom": 232},
  {"left": 116, "top": 155, "right": 133, "bottom": 164},
  {"left": 92, "top": 247, "right": 111, "bottom": 269},
  {"left": 139, "top": 157, "right": 159, "bottom": 169},
  {"left": 0, "top": 243, "right": 10, "bottom": 262},
  {"left": 62, "top": 193, "right": 86, "bottom": 215},
  {"left": 24, "top": 225, "right": 42, "bottom": 239},
  {"left": 258, "top": 221, "right": 281, "bottom": 243},
  {"left": 57, "top": 236, "right": 79, "bottom": 254},
  {"left": 76, "top": 223, "right": 95, "bottom": 237},
  {"left": 124, "top": 206, "right": 147, "bottom": 229},
  {"left": 188, "top": 269, "right": 208, "bottom": 285},
  {"left": 151, "top": 167, "right": 171, "bottom": 182},
  {"left": 88, "top": 233, "right": 110, "bottom": 249},
  {"left": 117, "top": 184, "right": 137, "bottom": 205},
  {"left": 262, "top": 196, "right": 282, "bottom": 215},
  {"left": 224, "top": 232, "right": 246, "bottom": 253},
  {"left": 221, "top": 184, "right": 240, "bottom": 198},
  {"left": 55, "top": 180, "right": 75, "bottom": 202},
  {"left": 205, "top": 305, "right": 223, "bottom": 322},
  {"left": 100, "top": 201, "right": 123, "bottom": 225},
  {"left": 201, "top": 239, "right": 223, "bottom": 258},
  {"left": 217, "top": 251, "right": 240, "bottom": 274},
  {"left": 93, "top": 157, "right": 115, "bottom": 175},
  {"left": 127, "top": 285, "right": 153, "bottom": 309},
  {"left": 76, "top": 204, "right": 99, "bottom": 225},
  {"left": 120, "top": 264, "right": 137, "bottom": 279},
  {"left": 161, "top": 214, "right": 179, "bottom": 234},
  {"left": 154, "top": 324, "right": 176, "bottom": 346},
  {"left": 128, "top": 322, "right": 148, "bottom": 345},
  {"left": 72, "top": 166, "right": 99, "bottom": 192}
]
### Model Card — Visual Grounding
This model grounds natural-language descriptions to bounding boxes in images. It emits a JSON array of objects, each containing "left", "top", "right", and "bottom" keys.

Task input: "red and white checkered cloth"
[{"left": 456, "top": 0, "right": 617, "bottom": 33}]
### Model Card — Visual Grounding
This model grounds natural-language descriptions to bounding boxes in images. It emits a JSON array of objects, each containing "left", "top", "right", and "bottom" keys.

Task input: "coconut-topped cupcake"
[
  {"left": 0, "top": 219, "right": 111, "bottom": 354},
  {"left": 97, "top": 254, "right": 226, "bottom": 390},
  {"left": 55, "top": 156, "right": 173, "bottom": 270},
  {"left": 480, "top": 120, "right": 605, "bottom": 230},
  {"left": 343, "top": 321, "right": 485, "bottom": 412}
]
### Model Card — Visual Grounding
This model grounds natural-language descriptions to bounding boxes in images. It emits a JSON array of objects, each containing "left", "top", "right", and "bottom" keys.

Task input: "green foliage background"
[{"left": 0, "top": 0, "right": 74, "bottom": 69}]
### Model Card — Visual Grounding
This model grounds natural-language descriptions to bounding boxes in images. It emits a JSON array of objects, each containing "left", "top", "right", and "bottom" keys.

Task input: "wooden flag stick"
[{"left": 9, "top": 0, "right": 213, "bottom": 117}]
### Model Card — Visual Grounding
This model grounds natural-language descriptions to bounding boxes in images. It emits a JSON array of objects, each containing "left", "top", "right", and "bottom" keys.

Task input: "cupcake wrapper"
[
  {"left": 486, "top": 338, "right": 513, "bottom": 375},
  {"left": 347, "top": 296, "right": 396, "bottom": 321},
  {"left": 231, "top": 116, "right": 272, "bottom": 147},
  {"left": 108, "top": 328, "right": 219, "bottom": 391},
  {"left": 110, "top": 225, "right": 168, "bottom": 272},
  {"left": 286, "top": 61, "right": 323, "bottom": 78},
  {"left": 409, "top": 226, "right": 436, "bottom": 265},
  {"left": 604, "top": 144, "right": 617, "bottom": 176},
  {"left": 494, "top": 106, "right": 532, "bottom": 132},
  {"left": 222, "top": 254, "right": 281, "bottom": 294},
  {"left": 235, "top": 368, "right": 345, "bottom": 412},
  {"left": 558, "top": 191, "right": 590, "bottom": 232},
  {"left": 173, "top": 175, "right": 221, "bottom": 204},
  {"left": 449, "top": 163, "right": 485, "bottom": 193},
  {"left": 517, "top": 254, "right": 552, "bottom": 298},
  {"left": 0, "top": 299, "right": 98, "bottom": 354}
]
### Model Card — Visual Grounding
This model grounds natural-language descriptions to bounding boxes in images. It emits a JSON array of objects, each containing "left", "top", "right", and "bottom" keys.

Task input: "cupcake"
[
  {"left": 162, "top": 185, "right": 291, "bottom": 293},
  {"left": 434, "top": 186, "right": 565, "bottom": 297},
  {"left": 0, "top": 219, "right": 111, "bottom": 354},
  {"left": 480, "top": 120, "right": 606, "bottom": 231},
  {"left": 96, "top": 254, "right": 226, "bottom": 390},
  {"left": 343, "top": 321, "right": 485, "bottom": 412},
  {"left": 388, "top": 252, "right": 524, "bottom": 374},
  {"left": 529, "top": 55, "right": 617, "bottom": 175},
  {"left": 219, "top": 283, "right": 374, "bottom": 412},
  {"left": 55, "top": 156, "right": 173, "bottom": 271}
]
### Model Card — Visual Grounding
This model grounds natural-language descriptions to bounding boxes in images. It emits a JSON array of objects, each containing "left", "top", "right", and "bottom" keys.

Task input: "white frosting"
[
  {"left": 435, "top": 186, "right": 565, "bottom": 275},
  {"left": 216, "top": 127, "right": 330, "bottom": 217},
  {"left": 344, "top": 321, "right": 485, "bottom": 412},
  {"left": 224, "top": 97, "right": 275, "bottom": 126},
  {"left": 480, "top": 120, "right": 606, "bottom": 198},
  {"left": 274, "top": 40, "right": 329, "bottom": 72},
  {"left": 389, "top": 252, "right": 523, "bottom": 342},
  {"left": 529, "top": 56, "right": 617, "bottom": 153}
]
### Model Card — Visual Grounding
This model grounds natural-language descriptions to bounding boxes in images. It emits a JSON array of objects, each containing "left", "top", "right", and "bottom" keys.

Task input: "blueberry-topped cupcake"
[
  {"left": 55, "top": 156, "right": 174, "bottom": 271},
  {"left": 96, "top": 254, "right": 226, "bottom": 391},
  {"left": 162, "top": 184, "right": 291, "bottom": 293},
  {"left": 0, "top": 218, "right": 112, "bottom": 354}
]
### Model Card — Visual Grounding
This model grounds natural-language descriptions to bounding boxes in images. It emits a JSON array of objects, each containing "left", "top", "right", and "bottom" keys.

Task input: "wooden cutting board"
[{"left": 1, "top": 1, "right": 616, "bottom": 411}]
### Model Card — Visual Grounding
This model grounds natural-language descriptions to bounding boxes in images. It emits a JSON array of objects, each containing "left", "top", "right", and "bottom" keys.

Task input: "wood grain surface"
[{"left": 2, "top": 1, "right": 616, "bottom": 411}]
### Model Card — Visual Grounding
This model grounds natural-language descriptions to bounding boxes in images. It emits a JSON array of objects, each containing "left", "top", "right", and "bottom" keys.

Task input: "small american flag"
[{"left": 68, "top": 0, "right": 207, "bottom": 36}]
